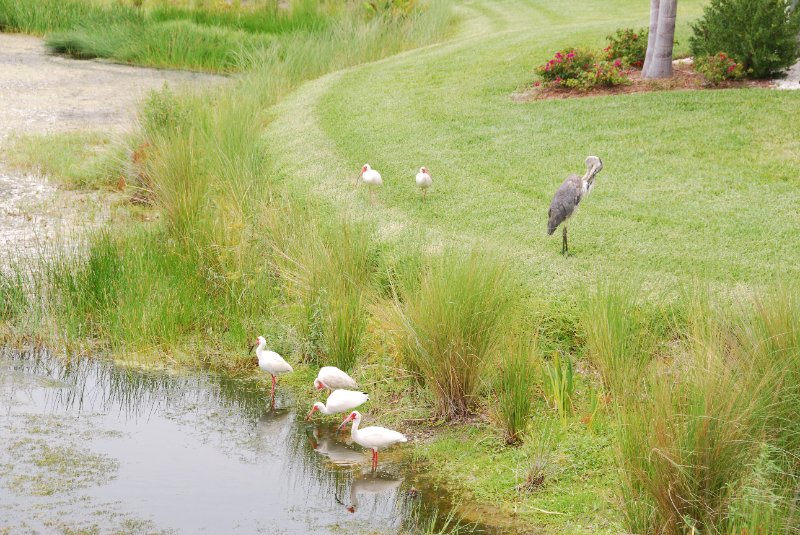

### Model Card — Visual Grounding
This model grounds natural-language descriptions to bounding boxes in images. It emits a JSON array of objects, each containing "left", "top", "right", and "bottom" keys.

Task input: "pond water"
[{"left": 0, "top": 348, "right": 490, "bottom": 534}]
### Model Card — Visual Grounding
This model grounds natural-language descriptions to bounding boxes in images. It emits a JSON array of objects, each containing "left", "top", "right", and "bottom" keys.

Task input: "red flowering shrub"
[
  {"left": 694, "top": 52, "right": 745, "bottom": 85},
  {"left": 535, "top": 48, "right": 630, "bottom": 90},
  {"left": 535, "top": 48, "right": 595, "bottom": 84},
  {"left": 604, "top": 27, "right": 648, "bottom": 68}
]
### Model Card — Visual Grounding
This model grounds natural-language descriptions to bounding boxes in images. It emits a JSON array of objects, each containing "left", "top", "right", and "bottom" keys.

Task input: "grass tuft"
[
  {"left": 392, "top": 251, "right": 515, "bottom": 420},
  {"left": 495, "top": 335, "right": 539, "bottom": 444}
]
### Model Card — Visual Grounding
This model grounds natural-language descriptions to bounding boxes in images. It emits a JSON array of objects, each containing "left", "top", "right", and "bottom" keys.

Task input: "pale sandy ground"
[
  {"left": 774, "top": 60, "right": 800, "bottom": 90},
  {"left": 0, "top": 33, "right": 225, "bottom": 261}
]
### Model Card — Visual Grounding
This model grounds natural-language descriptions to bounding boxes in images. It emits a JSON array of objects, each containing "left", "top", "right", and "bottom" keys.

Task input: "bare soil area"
[{"left": 0, "top": 34, "right": 226, "bottom": 260}]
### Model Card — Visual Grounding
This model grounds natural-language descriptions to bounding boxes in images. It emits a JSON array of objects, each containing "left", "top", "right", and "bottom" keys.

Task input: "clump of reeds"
[
  {"left": 495, "top": 336, "right": 539, "bottom": 444},
  {"left": 580, "top": 284, "right": 655, "bottom": 398},
  {"left": 540, "top": 352, "right": 574, "bottom": 425},
  {"left": 392, "top": 251, "right": 515, "bottom": 420},
  {"left": 608, "top": 290, "right": 800, "bottom": 535},
  {"left": 267, "top": 209, "right": 375, "bottom": 372}
]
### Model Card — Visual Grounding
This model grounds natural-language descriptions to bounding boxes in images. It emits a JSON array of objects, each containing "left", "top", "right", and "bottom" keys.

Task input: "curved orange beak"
[{"left": 337, "top": 414, "right": 353, "bottom": 432}]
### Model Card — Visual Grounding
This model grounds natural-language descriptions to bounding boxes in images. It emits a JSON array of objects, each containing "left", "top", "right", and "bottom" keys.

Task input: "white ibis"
[
  {"left": 338, "top": 411, "right": 407, "bottom": 471},
  {"left": 306, "top": 389, "right": 369, "bottom": 426},
  {"left": 358, "top": 164, "right": 382, "bottom": 204},
  {"left": 314, "top": 366, "right": 357, "bottom": 392},
  {"left": 250, "top": 336, "right": 293, "bottom": 401},
  {"left": 547, "top": 156, "right": 604, "bottom": 256},
  {"left": 415, "top": 166, "right": 432, "bottom": 201}
]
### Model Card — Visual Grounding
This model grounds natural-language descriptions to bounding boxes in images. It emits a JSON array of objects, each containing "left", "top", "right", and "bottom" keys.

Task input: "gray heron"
[{"left": 547, "top": 156, "right": 604, "bottom": 256}]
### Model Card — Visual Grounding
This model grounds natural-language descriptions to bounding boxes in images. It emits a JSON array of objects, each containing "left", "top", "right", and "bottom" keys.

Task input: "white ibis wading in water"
[
  {"left": 306, "top": 389, "right": 369, "bottom": 428},
  {"left": 415, "top": 166, "right": 432, "bottom": 201},
  {"left": 547, "top": 155, "right": 603, "bottom": 256},
  {"left": 358, "top": 164, "right": 382, "bottom": 204},
  {"left": 250, "top": 336, "right": 293, "bottom": 403},
  {"left": 338, "top": 411, "right": 407, "bottom": 471},
  {"left": 314, "top": 366, "right": 357, "bottom": 392}
]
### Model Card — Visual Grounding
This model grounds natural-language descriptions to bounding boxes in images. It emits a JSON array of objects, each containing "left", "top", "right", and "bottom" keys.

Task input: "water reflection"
[
  {"left": 342, "top": 471, "right": 404, "bottom": 513},
  {"left": 0, "top": 347, "right": 491, "bottom": 534},
  {"left": 308, "top": 426, "right": 364, "bottom": 466}
]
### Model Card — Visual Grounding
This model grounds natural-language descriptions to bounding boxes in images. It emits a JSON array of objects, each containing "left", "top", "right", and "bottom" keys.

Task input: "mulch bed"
[{"left": 513, "top": 61, "right": 773, "bottom": 102}]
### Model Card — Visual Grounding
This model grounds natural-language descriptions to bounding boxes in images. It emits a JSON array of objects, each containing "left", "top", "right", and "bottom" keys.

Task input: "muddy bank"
[{"left": 0, "top": 33, "right": 226, "bottom": 261}]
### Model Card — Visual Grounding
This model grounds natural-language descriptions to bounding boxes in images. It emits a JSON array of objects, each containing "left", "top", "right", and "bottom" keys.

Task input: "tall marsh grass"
[
  {"left": 496, "top": 336, "right": 539, "bottom": 444},
  {"left": 581, "top": 285, "right": 655, "bottom": 398},
  {"left": 0, "top": 0, "right": 452, "bottom": 72},
  {"left": 540, "top": 352, "right": 574, "bottom": 425},
  {"left": 602, "top": 291, "right": 800, "bottom": 535},
  {"left": 392, "top": 252, "right": 515, "bottom": 420},
  {"left": 0, "top": 0, "right": 453, "bottom": 366},
  {"left": 269, "top": 211, "right": 376, "bottom": 371}
]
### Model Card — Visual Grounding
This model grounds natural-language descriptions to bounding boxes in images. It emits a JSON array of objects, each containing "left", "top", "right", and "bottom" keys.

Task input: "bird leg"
[
  {"left": 422, "top": 189, "right": 426, "bottom": 203},
  {"left": 371, "top": 450, "right": 378, "bottom": 471},
  {"left": 562, "top": 225, "right": 569, "bottom": 257},
  {"left": 270, "top": 375, "right": 276, "bottom": 405},
  {"left": 370, "top": 186, "right": 376, "bottom": 205}
]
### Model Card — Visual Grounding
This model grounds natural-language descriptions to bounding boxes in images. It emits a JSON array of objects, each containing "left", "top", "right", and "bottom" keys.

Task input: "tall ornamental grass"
[
  {"left": 392, "top": 252, "right": 515, "bottom": 420},
  {"left": 612, "top": 292, "right": 800, "bottom": 535}
]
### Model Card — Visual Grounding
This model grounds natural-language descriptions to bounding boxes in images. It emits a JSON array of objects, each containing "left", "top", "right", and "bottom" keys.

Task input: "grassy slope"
[
  {"left": 267, "top": 0, "right": 800, "bottom": 301},
  {"left": 262, "top": 0, "right": 800, "bottom": 531}
]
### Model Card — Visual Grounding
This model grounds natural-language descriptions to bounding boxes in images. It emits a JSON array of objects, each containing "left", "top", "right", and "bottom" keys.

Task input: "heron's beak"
[{"left": 305, "top": 408, "right": 316, "bottom": 421}]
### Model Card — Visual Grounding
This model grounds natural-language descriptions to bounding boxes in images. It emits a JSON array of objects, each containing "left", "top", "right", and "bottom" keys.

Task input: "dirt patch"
[{"left": 513, "top": 61, "right": 774, "bottom": 102}]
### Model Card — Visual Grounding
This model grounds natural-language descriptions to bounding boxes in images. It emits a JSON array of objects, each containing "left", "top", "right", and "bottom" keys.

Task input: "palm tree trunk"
[
  {"left": 642, "top": 0, "right": 660, "bottom": 78},
  {"left": 643, "top": 0, "right": 678, "bottom": 79}
]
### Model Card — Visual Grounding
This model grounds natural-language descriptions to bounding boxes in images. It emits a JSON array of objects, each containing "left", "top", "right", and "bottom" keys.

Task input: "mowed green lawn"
[{"left": 266, "top": 0, "right": 800, "bottom": 300}]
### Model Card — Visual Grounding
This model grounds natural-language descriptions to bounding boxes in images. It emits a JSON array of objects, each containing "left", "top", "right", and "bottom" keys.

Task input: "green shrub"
[
  {"left": 604, "top": 27, "right": 648, "bottom": 68},
  {"left": 535, "top": 48, "right": 630, "bottom": 90},
  {"left": 690, "top": 0, "right": 800, "bottom": 78},
  {"left": 393, "top": 252, "right": 515, "bottom": 420},
  {"left": 141, "top": 84, "right": 190, "bottom": 137},
  {"left": 495, "top": 336, "right": 539, "bottom": 444},
  {"left": 695, "top": 53, "right": 746, "bottom": 85}
]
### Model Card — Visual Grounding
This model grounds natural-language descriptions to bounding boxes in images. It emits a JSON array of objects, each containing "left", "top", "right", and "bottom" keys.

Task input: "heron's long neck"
[
  {"left": 582, "top": 168, "right": 596, "bottom": 193},
  {"left": 351, "top": 416, "right": 361, "bottom": 437}
]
